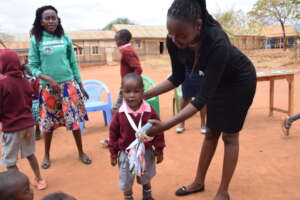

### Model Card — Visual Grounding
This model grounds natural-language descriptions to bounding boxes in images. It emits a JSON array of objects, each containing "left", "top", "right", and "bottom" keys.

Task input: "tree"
[
  {"left": 102, "top": 18, "right": 135, "bottom": 30},
  {"left": 0, "top": 25, "right": 5, "bottom": 48},
  {"left": 0, "top": 32, "right": 13, "bottom": 48},
  {"left": 293, "top": 0, "right": 300, "bottom": 18},
  {"left": 214, "top": 9, "right": 248, "bottom": 36},
  {"left": 249, "top": 0, "right": 300, "bottom": 49},
  {"left": 0, "top": 40, "right": 5, "bottom": 48},
  {"left": 214, "top": 9, "right": 263, "bottom": 39}
]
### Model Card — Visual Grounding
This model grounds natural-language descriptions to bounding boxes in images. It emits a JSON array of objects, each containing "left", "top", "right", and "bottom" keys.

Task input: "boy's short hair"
[
  {"left": 43, "top": 192, "right": 76, "bottom": 200},
  {"left": 0, "top": 170, "right": 31, "bottom": 199},
  {"left": 121, "top": 72, "right": 144, "bottom": 88},
  {"left": 116, "top": 29, "right": 132, "bottom": 43}
]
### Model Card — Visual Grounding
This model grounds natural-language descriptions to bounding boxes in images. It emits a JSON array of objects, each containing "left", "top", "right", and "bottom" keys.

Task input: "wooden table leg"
[
  {"left": 288, "top": 75, "right": 295, "bottom": 116},
  {"left": 173, "top": 97, "right": 175, "bottom": 116},
  {"left": 269, "top": 79, "right": 274, "bottom": 116}
]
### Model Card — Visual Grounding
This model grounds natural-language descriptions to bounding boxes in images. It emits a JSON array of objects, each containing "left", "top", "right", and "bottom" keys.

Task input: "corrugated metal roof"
[
  {"left": 1, "top": 31, "right": 116, "bottom": 50},
  {"left": 67, "top": 30, "right": 115, "bottom": 40},
  {"left": 112, "top": 24, "right": 167, "bottom": 39},
  {"left": 261, "top": 25, "right": 299, "bottom": 37}
]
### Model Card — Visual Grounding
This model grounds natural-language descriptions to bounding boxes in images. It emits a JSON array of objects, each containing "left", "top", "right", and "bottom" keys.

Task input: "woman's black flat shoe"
[{"left": 175, "top": 185, "right": 205, "bottom": 196}]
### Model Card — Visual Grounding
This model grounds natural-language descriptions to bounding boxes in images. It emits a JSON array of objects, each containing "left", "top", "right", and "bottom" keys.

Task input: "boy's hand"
[
  {"left": 156, "top": 154, "right": 163, "bottom": 164},
  {"left": 111, "top": 157, "right": 118, "bottom": 166}
]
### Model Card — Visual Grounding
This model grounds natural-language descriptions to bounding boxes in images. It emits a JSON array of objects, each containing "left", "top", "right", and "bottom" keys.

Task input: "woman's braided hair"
[
  {"left": 167, "top": 0, "right": 220, "bottom": 28},
  {"left": 167, "top": 0, "right": 221, "bottom": 72}
]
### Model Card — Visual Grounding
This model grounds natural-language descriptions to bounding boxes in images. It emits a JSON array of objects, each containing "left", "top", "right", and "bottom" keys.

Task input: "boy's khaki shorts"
[
  {"left": 1, "top": 127, "right": 35, "bottom": 167},
  {"left": 118, "top": 149, "right": 156, "bottom": 191}
]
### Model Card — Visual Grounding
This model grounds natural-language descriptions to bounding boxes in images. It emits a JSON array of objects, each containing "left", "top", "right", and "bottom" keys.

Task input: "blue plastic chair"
[{"left": 81, "top": 80, "right": 113, "bottom": 132}]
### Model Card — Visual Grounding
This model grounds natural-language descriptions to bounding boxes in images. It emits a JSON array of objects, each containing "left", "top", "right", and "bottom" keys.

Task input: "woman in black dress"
[{"left": 144, "top": 0, "right": 257, "bottom": 199}]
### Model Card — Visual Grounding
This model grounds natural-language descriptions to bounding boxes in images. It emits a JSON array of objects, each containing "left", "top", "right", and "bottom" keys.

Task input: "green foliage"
[
  {"left": 249, "top": 0, "right": 300, "bottom": 49},
  {"left": 215, "top": 9, "right": 245, "bottom": 29},
  {"left": 292, "top": 0, "right": 300, "bottom": 18},
  {"left": 249, "top": 0, "right": 299, "bottom": 25},
  {"left": 102, "top": 18, "right": 135, "bottom": 30},
  {"left": 0, "top": 40, "right": 5, "bottom": 48},
  {"left": 214, "top": 8, "right": 263, "bottom": 37}
]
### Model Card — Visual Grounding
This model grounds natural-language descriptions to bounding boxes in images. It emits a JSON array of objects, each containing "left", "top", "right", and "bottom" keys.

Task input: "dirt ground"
[{"left": 1, "top": 54, "right": 300, "bottom": 200}]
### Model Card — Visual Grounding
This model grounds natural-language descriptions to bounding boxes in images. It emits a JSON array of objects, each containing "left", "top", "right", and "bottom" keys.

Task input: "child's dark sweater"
[
  {"left": 119, "top": 44, "right": 142, "bottom": 78},
  {"left": 0, "top": 75, "right": 34, "bottom": 132},
  {"left": 109, "top": 105, "right": 165, "bottom": 159}
]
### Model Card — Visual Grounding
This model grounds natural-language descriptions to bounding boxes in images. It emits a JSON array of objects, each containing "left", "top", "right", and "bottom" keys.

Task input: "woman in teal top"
[{"left": 29, "top": 5, "right": 91, "bottom": 169}]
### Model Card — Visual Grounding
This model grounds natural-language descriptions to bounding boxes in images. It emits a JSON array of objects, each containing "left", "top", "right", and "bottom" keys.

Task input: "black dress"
[{"left": 168, "top": 26, "right": 257, "bottom": 133}]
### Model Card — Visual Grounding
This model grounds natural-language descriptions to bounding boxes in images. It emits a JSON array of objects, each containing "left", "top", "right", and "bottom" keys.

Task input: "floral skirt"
[
  {"left": 32, "top": 100, "right": 39, "bottom": 124},
  {"left": 39, "top": 80, "right": 88, "bottom": 132}
]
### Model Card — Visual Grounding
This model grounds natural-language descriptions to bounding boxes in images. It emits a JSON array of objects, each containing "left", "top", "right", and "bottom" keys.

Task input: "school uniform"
[
  {"left": 0, "top": 49, "right": 36, "bottom": 167},
  {"left": 114, "top": 43, "right": 143, "bottom": 108},
  {"left": 109, "top": 100, "right": 165, "bottom": 191}
]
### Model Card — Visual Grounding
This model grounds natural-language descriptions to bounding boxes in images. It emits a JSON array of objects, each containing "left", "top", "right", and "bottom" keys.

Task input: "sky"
[{"left": 0, "top": 0, "right": 257, "bottom": 34}]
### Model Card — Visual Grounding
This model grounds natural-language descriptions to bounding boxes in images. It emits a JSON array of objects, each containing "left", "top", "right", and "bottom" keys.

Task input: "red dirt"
[{"left": 1, "top": 55, "right": 300, "bottom": 200}]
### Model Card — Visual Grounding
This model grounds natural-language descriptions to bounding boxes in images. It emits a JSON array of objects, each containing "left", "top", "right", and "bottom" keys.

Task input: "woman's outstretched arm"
[
  {"left": 143, "top": 79, "right": 176, "bottom": 100},
  {"left": 147, "top": 103, "right": 199, "bottom": 136}
]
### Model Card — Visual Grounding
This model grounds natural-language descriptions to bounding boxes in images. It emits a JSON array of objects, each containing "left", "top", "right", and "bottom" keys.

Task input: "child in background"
[
  {"left": 109, "top": 73, "right": 165, "bottom": 200},
  {"left": 42, "top": 192, "right": 77, "bottom": 200},
  {"left": 101, "top": 29, "right": 143, "bottom": 147},
  {"left": 22, "top": 64, "right": 41, "bottom": 140},
  {"left": 0, "top": 49, "right": 47, "bottom": 190},
  {"left": 0, "top": 170, "right": 34, "bottom": 200},
  {"left": 113, "top": 29, "right": 143, "bottom": 110},
  {"left": 282, "top": 114, "right": 300, "bottom": 136}
]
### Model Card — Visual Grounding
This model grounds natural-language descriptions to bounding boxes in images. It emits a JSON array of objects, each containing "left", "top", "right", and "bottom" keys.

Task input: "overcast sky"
[{"left": 0, "top": 0, "right": 257, "bottom": 34}]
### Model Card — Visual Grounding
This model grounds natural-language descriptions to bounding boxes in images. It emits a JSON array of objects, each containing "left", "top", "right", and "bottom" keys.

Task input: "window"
[
  {"left": 136, "top": 40, "right": 141, "bottom": 48},
  {"left": 159, "top": 42, "right": 164, "bottom": 54},
  {"left": 92, "top": 46, "right": 99, "bottom": 55},
  {"left": 74, "top": 47, "right": 83, "bottom": 56}
]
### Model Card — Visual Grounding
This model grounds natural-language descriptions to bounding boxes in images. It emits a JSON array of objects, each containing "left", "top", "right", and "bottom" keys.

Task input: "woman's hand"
[
  {"left": 81, "top": 87, "right": 89, "bottom": 100},
  {"left": 39, "top": 74, "right": 61, "bottom": 94},
  {"left": 48, "top": 78, "right": 61, "bottom": 94},
  {"left": 146, "top": 119, "right": 168, "bottom": 137},
  {"left": 78, "top": 83, "right": 89, "bottom": 100}
]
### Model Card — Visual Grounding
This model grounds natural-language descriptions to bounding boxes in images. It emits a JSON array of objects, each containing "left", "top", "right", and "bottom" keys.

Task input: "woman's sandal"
[
  {"left": 175, "top": 185, "right": 205, "bottom": 196},
  {"left": 41, "top": 160, "right": 51, "bottom": 169},
  {"left": 200, "top": 127, "right": 208, "bottom": 134},
  {"left": 79, "top": 154, "right": 92, "bottom": 165}
]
